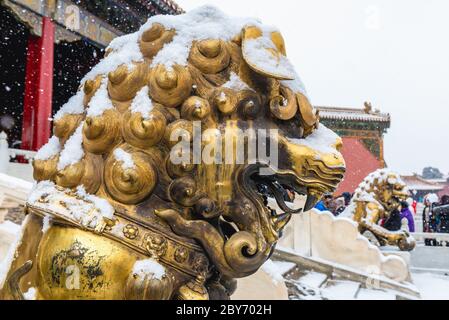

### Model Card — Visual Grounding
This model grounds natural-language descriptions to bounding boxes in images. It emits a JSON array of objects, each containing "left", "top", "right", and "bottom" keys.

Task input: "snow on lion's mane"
[{"left": 80, "top": 5, "right": 306, "bottom": 96}]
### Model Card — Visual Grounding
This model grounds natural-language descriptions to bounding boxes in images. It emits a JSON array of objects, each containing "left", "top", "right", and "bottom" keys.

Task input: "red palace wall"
[{"left": 335, "top": 137, "right": 382, "bottom": 195}]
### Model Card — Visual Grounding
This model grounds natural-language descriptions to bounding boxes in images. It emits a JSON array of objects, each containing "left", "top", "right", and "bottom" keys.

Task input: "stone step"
[
  {"left": 274, "top": 248, "right": 421, "bottom": 300},
  {"left": 320, "top": 279, "right": 361, "bottom": 299}
]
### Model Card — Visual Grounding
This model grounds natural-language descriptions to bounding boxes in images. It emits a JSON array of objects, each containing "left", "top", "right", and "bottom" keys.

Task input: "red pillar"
[{"left": 21, "top": 17, "right": 55, "bottom": 150}]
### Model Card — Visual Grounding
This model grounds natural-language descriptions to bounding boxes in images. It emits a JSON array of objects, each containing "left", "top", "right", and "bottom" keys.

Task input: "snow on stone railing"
[
  {"left": 0, "top": 132, "right": 36, "bottom": 174},
  {"left": 0, "top": 173, "right": 33, "bottom": 205}
]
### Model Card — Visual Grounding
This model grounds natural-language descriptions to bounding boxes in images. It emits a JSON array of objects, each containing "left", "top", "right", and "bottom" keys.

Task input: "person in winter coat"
[
  {"left": 314, "top": 193, "right": 333, "bottom": 211},
  {"left": 423, "top": 193, "right": 439, "bottom": 246},
  {"left": 406, "top": 197, "right": 417, "bottom": 214},
  {"left": 333, "top": 197, "right": 346, "bottom": 217},
  {"left": 400, "top": 201, "right": 415, "bottom": 232},
  {"left": 383, "top": 209, "right": 402, "bottom": 231},
  {"left": 437, "top": 195, "right": 449, "bottom": 243},
  {"left": 340, "top": 192, "right": 352, "bottom": 206}
]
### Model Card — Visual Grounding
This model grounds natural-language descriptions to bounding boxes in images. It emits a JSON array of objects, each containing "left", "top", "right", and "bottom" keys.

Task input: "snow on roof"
[
  {"left": 401, "top": 174, "right": 445, "bottom": 191},
  {"left": 316, "top": 106, "right": 390, "bottom": 123},
  {"left": 261, "top": 259, "right": 291, "bottom": 284}
]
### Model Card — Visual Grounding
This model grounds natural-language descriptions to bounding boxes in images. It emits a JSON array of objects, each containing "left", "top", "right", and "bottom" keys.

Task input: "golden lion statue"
[
  {"left": 342, "top": 169, "right": 415, "bottom": 251},
  {"left": 0, "top": 6, "right": 345, "bottom": 300}
]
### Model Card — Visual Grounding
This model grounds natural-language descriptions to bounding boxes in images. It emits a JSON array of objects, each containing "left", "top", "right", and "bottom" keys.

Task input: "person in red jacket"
[{"left": 407, "top": 197, "right": 417, "bottom": 214}]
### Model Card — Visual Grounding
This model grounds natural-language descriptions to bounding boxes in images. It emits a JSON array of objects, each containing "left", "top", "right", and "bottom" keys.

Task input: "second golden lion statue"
[{"left": 342, "top": 169, "right": 416, "bottom": 251}]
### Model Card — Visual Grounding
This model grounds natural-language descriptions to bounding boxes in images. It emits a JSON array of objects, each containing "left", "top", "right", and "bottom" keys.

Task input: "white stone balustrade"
[
  {"left": 410, "top": 232, "right": 449, "bottom": 242},
  {"left": 0, "top": 132, "right": 35, "bottom": 181}
]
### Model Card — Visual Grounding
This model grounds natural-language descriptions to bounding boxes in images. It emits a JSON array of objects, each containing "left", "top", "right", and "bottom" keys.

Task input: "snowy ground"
[
  {"left": 266, "top": 258, "right": 449, "bottom": 300},
  {"left": 0, "top": 220, "right": 20, "bottom": 235},
  {"left": 412, "top": 272, "right": 449, "bottom": 300}
]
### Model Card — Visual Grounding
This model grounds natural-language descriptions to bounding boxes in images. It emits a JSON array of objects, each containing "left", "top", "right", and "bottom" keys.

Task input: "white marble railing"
[
  {"left": 0, "top": 132, "right": 35, "bottom": 181},
  {"left": 411, "top": 232, "right": 449, "bottom": 242}
]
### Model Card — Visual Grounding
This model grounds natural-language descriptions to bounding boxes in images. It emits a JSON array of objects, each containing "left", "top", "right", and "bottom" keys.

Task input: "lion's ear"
[
  {"left": 241, "top": 25, "right": 295, "bottom": 80},
  {"left": 270, "top": 31, "right": 287, "bottom": 56},
  {"left": 297, "top": 92, "right": 318, "bottom": 127}
]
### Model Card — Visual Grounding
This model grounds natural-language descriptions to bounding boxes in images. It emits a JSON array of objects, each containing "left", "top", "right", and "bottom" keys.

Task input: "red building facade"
[{"left": 316, "top": 102, "right": 391, "bottom": 195}]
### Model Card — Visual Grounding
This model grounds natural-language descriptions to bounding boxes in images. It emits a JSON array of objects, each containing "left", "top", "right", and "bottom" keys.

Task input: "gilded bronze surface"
[
  {"left": 349, "top": 170, "right": 416, "bottom": 251},
  {"left": 0, "top": 11, "right": 347, "bottom": 300}
]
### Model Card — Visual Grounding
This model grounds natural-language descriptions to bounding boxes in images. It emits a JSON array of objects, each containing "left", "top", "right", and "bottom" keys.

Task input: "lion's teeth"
[
  {"left": 304, "top": 194, "right": 318, "bottom": 211},
  {"left": 271, "top": 213, "right": 291, "bottom": 230}
]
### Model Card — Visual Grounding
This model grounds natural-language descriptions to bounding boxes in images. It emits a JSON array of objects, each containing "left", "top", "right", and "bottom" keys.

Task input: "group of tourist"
[
  {"left": 313, "top": 192, "right": 351, "bottom": 216},
  {"left": 313, "top": 192, "right": 417, "bottom": 232},
  {"left": 423, "top": 194, "right": 449, "bottom": 246},
  {"left": 382, "top": 200, "right": 415, "bottom": 232},
  {"left": 312, "top": 190, "right": 449, "bottom": 247}
]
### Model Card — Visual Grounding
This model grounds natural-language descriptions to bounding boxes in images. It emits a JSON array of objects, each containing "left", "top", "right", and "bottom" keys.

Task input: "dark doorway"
[
  {"left": 52, "top": 40, "right": 103, "bottom": 118},
  {"left": 0, "top": 6, "right": 29, "bottom": 147}
]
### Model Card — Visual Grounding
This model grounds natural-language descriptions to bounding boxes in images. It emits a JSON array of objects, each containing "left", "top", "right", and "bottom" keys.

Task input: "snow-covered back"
[
  {"left": 28, "top": 181, "right": 114, "bottom": 228},
  {"left": 34, "top": 136, "right": 60, "bottom": 161},
  {"left": 75, "top": 185, "right": 114, "bottom": 220},
  {"left": 130, "top": 86, "right": 153, "bottom": 119},
  {"left": 57, "top": 124, "right": 84, "bottom": 171},
  {"left": 132, "top": 258, "right": 166, "bottom": 280}
]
